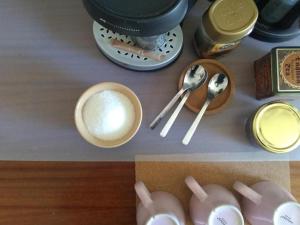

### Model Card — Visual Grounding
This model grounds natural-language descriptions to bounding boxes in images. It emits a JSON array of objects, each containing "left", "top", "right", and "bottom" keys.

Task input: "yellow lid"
[
  {"left": 203, "top": 0, "right": 258, "bottom": 43},
  {"left": 253, "top": 102, "right": 300, "bottom": 153}
]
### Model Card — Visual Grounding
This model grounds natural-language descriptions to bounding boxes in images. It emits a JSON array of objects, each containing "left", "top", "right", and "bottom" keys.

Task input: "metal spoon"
[
  {"left": 182, "top": 73, "right": 229, "bottom": 145},
  {"left": 150, "top": 65, "right": 208, "bottom": 129},
  {"left": 160, "top": 71, "right": 208, "bottom": 137}
]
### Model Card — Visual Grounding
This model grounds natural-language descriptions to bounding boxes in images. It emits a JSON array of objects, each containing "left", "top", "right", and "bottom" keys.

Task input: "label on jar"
[
  {"left": 276, "top": 48, "right": 300, "bottom": 92},
  {"left": 207, "top": 41, "right": 240, "bottom": 55},
  {"left": 194, "top": 22, "right": 241, "bottom": 58}
]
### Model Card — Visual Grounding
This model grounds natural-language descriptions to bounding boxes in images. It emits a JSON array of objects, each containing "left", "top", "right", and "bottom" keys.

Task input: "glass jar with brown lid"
[{"left": 194, "top": 0, "right": 258, "bottom": 58}]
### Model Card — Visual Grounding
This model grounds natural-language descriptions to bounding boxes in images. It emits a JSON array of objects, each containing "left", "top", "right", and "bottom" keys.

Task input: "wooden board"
[
  {"left": 291, "top": 162, "right": 300, "bottom": 200},
  {"left": 136, "top": 161, "right": 291, "bottom": 225}
]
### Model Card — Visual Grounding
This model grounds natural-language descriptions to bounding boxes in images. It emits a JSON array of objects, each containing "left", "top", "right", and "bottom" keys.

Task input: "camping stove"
[
  {"left": 93, "top": 22, "right": 183, "bottom": 70},
  {"left": 83, "top": 0, "right": 188, "bottom": 70}
]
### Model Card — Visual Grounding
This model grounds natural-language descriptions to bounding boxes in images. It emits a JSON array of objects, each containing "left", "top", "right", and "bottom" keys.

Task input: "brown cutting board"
[{"left": 135, "top": 161, "right": 290, "bottom": 225}]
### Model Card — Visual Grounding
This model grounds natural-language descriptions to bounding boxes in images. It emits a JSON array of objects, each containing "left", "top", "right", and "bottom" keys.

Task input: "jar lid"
[
  {"left": 253, "top": 102, "right": 300, "bottom": 153},
  {"left": 203, "top": 0, "right": 258, "bottom": 43}
]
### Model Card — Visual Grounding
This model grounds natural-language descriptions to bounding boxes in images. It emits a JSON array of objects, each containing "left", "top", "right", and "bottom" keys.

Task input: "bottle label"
[{"left": 208, "top": 41, "right": 240, "bottom": 55}]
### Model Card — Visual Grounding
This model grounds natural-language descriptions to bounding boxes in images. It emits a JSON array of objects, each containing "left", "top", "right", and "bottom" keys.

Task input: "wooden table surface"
[
  {"left": 1, "top": 0, "right": 300, "bottom": 223},
  {"left": 0, "top": 161, "right": 298, "bottom": 225}
]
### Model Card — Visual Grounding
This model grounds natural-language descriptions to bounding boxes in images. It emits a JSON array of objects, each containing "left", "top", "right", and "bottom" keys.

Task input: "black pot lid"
[{"left": 83, "top": 0, "right": 188, "bottom": 36}]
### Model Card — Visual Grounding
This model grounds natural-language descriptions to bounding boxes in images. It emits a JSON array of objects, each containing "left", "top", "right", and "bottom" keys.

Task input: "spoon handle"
[
  {"left": 150, "top": 88, "right": 185, "bottom": 129},
  {"left": 182, "top": 98, "right": 211, "bottom": 145},
  {"left": 160, "top": 91, "right": 190, "bottom": 137}
]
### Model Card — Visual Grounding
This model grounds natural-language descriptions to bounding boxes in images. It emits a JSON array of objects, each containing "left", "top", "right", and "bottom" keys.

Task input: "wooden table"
[
  {"left": 1, "top": 1, "right": 299, "bottom": 223},
  {"left": 0, "top": 161, "right": 298, "bottom": 225}
]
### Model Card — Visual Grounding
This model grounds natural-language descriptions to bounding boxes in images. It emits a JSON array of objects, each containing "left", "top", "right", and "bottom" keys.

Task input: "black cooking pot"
[
  {"left": 83, "top": 0, "right": 192, "bottom": 36},
  {"left": 251, "top": 0, "right": 300, "bottom": 42}
]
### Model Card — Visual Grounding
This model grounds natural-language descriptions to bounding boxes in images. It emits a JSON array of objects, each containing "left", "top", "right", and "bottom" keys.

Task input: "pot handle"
[
  {"left": 233, "top": 181, "right": 262, "bottom": 205},
  {"left": 135, "top": 181, "right": 155, "bottom": 216},
  {"left": 185, "top": 176, "right": 208, "bottom": 202}
]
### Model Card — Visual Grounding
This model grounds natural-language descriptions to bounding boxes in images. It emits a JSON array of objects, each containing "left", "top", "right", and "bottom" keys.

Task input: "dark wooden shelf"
[{"left": 0, "top": 161, "right": 299, "bottom": 225}]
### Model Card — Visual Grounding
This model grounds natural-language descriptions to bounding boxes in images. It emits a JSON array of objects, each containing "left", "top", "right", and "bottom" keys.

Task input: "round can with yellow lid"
[
  {"left": 246, "top": 101, "right": 300, "bottom": 153},
  {"left": 194, "top": 0, "right": 258, "bottom": 58},
  {"left": 203, "top": 0, "right": 258, "bottom": 43}
]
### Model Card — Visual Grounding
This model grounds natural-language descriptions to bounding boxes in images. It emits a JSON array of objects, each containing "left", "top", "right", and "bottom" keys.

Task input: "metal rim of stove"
[{"left": 93, "top": 21, "right": 183, "bottom": 71}]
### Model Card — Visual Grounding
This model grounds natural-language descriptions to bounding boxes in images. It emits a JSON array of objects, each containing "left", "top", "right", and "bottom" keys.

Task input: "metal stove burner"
[
  {"left": 132, "top": 35, "right": 166, "bottom": 50},
  {"left": 93, "top": 21, "right": 183, "bottom": 71}
]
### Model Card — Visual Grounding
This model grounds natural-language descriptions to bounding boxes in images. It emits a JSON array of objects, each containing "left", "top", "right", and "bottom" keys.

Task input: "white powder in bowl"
[{"left": 82, "top": 90, "right": 135, "bottom": 141}]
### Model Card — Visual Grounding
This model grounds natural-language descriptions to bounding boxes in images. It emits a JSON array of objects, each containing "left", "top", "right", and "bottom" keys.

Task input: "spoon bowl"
[
  {"left": 183, "top": 64, "right": 208, "bottom": 91},
  {"left": 207, "top": 73, "right": 229, "bottom": 99}
]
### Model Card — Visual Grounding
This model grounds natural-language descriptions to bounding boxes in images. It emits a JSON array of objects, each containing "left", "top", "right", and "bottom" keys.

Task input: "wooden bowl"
[
  {"left": 74, "top": 82, "right": 142, "bottom": 148},
  {"left": 178, "top": 59, "right": 235, "bottom": 114}
]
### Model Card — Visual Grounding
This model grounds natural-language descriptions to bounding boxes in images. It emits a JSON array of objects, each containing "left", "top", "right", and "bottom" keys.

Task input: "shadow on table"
[{"left": 1, "top": 63, "right": 90, "bottom": 131}]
